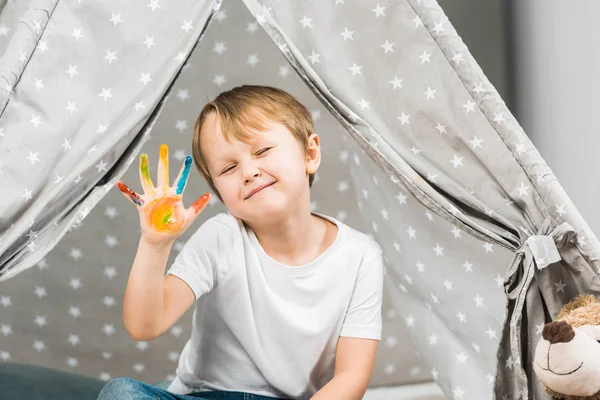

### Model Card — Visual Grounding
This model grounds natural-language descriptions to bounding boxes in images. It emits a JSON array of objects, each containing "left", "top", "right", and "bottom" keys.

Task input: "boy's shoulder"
[{"left": 326, "top": 215, "right": 382, "bottom": 259}]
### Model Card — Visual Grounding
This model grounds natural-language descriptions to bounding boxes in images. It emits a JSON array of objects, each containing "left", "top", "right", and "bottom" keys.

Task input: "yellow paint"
[{"left": 159, "top": 144, "right": 169, "bottom": 187}]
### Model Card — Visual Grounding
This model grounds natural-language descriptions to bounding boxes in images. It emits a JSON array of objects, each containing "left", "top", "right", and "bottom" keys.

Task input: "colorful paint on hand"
[
  {"left": 118, "top": 144, "right": 211, "bottom": 233},
  {"left": 145, "top": 197, "right": 185, "bottom": 232},
  {"left": 140, "top": 153, "right": 153, "bottom": 189},
  {"left": 191, "top": 193, "right": 211, "bottom": 213},
  {"left": 176, "top": 156, "right": 193, "bottom": 195},
  {"left": 159, "top": 144, "right": 169, "bottom": 187},
  {"left": 116, "top": 181, "right": 144, "bottom": 206}
]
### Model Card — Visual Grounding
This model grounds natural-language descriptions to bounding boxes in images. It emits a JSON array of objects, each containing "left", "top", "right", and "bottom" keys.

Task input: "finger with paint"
[
  {"left": 116, "top": 180, "right": 144, "bottom": 206},
  {"left": 156, "top": 144, "right": 169, "bottom": 189},
  {"left": 190, "top": 193, "right": 211, "bottom": 215},
  {"left": 174, "top": 155, "right": 193, "bottom": 196},
  {"left": 139, "top": 153, "right": 155, "bottom": 195}
]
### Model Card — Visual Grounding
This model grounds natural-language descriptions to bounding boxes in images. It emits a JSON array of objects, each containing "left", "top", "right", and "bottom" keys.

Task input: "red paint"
[{"left": 191, "top": 193, "right": 211, "bottom": 214}]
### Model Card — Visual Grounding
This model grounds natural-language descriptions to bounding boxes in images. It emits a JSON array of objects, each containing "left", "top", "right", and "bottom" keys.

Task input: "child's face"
[{"left": 200, "top": 112, "right": 320, "bottom": 222}]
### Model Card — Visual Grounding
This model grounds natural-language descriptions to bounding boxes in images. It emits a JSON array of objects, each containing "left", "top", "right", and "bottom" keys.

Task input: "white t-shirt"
[{"left": 166, "top": 212, "right": 383, "bottom": 400}]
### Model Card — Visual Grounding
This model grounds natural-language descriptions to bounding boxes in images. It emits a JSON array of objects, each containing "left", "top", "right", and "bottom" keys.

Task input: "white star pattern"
[
  {"left": 425, "top": 86, "right": 436, "bottom": 100},
  {"left": 103, "top": 296, "right": 116, "bottom": 307},
  {"left": 390, "top": 76, "right": 403, "bottom": 89},
  {"left": 27, "top": 150, "right": 40, "bottom": 165},
  {"left": 340, "top": 28, "right": 354, "bottom": 41},
  {"left": 99, "top": 88, "right": 113, "bottom": 101},
  {"left": 33, "top": 340, "right": 45, "bottom": 352},
  {"left": 104, "top": 266, "right": 117, "bottom": 279},
  {"left": 65, "top": 101, "right": 78, "bottom": 115},
  {"left": 34, "top": 315, "right": 47, "bottom": 327},
  {"left": 299, "top": 16, "right": 312, "bottom": 28},
  {"left": 30, "top": 115, "right": 42, "bottom": 128},
  {"left": 104, "top": 50, "right": 118, "bottom": 64},
  {"left": 147, "top": 0, "right": 160, "bottom": 12},
  {"left": 109, "top": 13, "right": 123, "bottom": 26},
  {"left": 181, "top": 21, "right": 193, "bottom": 33},
  {"left": 143, "top": 36, "right": 156, "bottom": 49},
  {"left": 71, "top": 27, "right": 84, "bottom": 41},
  {"left": 380, "top": 40, "right": 394, "bottom": 53},
  {"left": 22, "top": 188, "right": 33, "bottom": 201},
  {"left": 348, "top": 63, "right": 363, "bottom": 75},
  {"left": 68, "top": 306, "right": 81, "bottom": 318},
  {"left": 33, "top": 77, "right": 44, "bottom": 90},
  {"left": 0, "top": 24, "right": 9, "bottom": 37},
  {"left": 34, "top": 286, "right": 47, "bottom": 298}
]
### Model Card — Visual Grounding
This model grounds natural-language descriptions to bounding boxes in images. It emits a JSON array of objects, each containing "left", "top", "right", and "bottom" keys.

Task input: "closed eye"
[
  {"left": 220, "top": 165, "right": 235, "bottom": 175},
  {"left": 219, "top": 148, "right": 271, "bottom": 175}
]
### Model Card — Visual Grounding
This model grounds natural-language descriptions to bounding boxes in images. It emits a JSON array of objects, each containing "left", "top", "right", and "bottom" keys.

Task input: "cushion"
[{"left": 0, "top": 363, "right": 105, "bottom": 400}]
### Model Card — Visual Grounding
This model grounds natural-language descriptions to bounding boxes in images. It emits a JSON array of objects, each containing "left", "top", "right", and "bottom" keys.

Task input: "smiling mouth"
[
  {"left": 245, "top": 182, "right": 275, "bottom": 200},
  {"left": 537, "top": 361, "right": 584, "bottom": 375}
]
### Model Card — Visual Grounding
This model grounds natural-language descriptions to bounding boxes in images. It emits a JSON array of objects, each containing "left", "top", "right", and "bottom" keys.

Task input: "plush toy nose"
[{"left": 542, "top": 321, "right": 575, "bottom": 344}]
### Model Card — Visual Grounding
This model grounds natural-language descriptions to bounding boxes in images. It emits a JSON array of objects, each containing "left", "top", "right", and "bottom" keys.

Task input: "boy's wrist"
[{"left": 139, "top": 236, "right": 175, "bottom": 252}]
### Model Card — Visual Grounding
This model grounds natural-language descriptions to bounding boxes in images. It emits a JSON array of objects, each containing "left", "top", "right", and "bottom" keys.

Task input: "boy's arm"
[
  {"left": 312, "top": 245, "right": 384, "bottom": 399},
  {"left": 123, "top": 237, "right": 195, "bottom": 341},
  {"left": 310, "top": 337, "right": 379, "bottom": 400}
]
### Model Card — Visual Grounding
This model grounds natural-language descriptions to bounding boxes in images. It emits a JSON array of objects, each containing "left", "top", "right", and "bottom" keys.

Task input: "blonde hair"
[{"left": 192, "top": 85, "right": 316, "bottom": 200}]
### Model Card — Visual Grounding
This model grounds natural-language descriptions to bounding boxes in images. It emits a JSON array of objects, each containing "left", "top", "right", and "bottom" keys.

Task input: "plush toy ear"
[{"left": 578, "top": 325, "right": 600, "bottom": 340}]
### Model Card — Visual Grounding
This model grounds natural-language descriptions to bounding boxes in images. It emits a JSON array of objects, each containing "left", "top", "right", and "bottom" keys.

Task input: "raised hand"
[{"left": 116, "top": 144, "right": 211, "bottom": 246}]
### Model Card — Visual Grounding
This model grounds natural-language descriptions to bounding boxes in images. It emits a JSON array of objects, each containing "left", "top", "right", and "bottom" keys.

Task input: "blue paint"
[
  {"left": 131, "top": 196, "right": 144, "bottom": 206},
  {"left": 176, "top": 156, "right": 192, "bottom": 195}
]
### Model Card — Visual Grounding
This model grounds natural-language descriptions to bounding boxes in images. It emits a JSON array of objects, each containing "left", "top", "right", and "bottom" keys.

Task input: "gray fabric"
[
  {"left": 0, "top": 1, "right": 23, "bottom": 59},
  {"left": 0, "top": 0, "right": 221, "bottom": 280},
  {"left": 2, "top": 0, "right": 600, "bottom": 399}
]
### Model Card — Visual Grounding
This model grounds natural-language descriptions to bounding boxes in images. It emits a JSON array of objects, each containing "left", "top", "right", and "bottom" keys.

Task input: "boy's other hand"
[{"left": 116, "top": 144, "right": 211, "bottom": 246}]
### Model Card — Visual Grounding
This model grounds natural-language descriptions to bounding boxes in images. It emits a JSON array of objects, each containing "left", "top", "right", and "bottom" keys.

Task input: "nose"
[
  {"left": 542, "top": 321, "right": 575, "bottom": 344},
  {"left": 243, "top": 166, "right": 261, "bottom": 184}
]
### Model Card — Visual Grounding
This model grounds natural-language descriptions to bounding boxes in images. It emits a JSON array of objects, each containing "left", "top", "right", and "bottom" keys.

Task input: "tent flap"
[{"left": 0, "top": 0, "right": 223, "bottom": 281}]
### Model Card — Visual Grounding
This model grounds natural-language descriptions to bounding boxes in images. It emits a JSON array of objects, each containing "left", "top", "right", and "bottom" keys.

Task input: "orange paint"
[
  {"left": 191, "top": 193, "right": 211, "bottom": 213},
  {"left": 145, "top": 197, "right": 184, "bottom": 232}
]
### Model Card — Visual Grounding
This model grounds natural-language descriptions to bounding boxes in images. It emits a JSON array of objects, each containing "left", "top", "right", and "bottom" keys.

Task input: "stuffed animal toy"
[{"left": 533, "top": 294, "right": 600, "bottom": 399}]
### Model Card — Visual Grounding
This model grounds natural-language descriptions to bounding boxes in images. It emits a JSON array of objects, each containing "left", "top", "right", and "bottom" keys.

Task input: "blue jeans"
[{"left": 97, "top": 377, "right": 286, "bottom": 400}]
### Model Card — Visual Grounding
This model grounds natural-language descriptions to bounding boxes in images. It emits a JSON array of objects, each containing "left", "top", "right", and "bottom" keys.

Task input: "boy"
[{"left": 101, "top": 85, "right": 384, "bottom": 400}]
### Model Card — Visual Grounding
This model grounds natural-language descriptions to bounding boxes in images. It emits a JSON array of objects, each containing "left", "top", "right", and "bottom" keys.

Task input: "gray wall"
[
  {"left": 440, "top": 0, "right": 512, "bottom": 109},
  {"left": 511, "top": 0, "right": 600, "bottom": 235}
]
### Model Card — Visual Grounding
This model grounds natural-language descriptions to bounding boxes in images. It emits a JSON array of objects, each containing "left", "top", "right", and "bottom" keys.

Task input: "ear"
[{"left": 305, "top": 133, "right": 321, "bottom": 175}]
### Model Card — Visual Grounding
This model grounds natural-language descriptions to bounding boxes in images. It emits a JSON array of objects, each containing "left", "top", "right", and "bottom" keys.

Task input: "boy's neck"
[{"left": 246, "top": 208, "right": 337, "bottom": 267}]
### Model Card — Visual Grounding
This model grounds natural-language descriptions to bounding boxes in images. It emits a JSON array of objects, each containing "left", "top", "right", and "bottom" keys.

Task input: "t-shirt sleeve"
[
  {"left": 340, "top": 244, "right": 384, "bottom": 340},
  {"left": 165, "top": 215, "right": 233, "bottom": 300}
]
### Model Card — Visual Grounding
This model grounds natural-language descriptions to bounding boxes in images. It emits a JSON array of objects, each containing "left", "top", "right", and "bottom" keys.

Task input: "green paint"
[
  {"left": 140, "top": 154, "right": 152, "bottom": 185},
  {"left": 162, "top": 210, "right": 172, "bottom": 226}
]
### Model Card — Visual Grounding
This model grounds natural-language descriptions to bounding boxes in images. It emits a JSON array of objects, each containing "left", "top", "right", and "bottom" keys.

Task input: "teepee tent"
[{"left": 2, "top": 0, "right": 600, "bottom": 399}]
